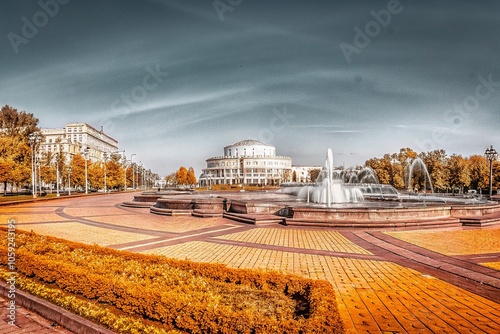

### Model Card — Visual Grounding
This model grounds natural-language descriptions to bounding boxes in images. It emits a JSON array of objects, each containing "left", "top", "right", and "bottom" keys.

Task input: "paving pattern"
[
  {"left": 0, "top": 295, "right": 71, "bottom": 333},
  {"left": 0, "top": 192, "right": 499, "bottom": 333}
]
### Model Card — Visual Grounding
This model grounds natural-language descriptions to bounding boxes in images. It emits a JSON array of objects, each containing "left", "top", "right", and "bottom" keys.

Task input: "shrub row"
[
  {"left": 0, "top": 268, "right": 179, "bottom": 333},
  {"left": 0, "top": 228, "right": 344, "bottom": 333}
]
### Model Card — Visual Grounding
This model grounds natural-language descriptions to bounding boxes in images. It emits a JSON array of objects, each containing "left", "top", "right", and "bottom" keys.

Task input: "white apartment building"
[
  {"left": 40, "top": 123, "right": 119, "bottom": 162},
  {"left": 199, "top": 139, "right": 292, "bottom": 186}
]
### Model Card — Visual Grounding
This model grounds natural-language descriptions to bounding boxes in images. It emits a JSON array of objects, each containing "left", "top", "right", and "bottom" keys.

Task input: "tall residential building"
[
  {"left": 200, "top": 139, "right": 292, "bottom": 186},
  {"left": 40, "top": 123, "right": 119, "bottom": 162}
]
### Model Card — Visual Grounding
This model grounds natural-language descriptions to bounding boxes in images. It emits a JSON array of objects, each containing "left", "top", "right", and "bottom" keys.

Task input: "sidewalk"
[{"left": 0, "top": 295, "right": 71, "bottom": 333}]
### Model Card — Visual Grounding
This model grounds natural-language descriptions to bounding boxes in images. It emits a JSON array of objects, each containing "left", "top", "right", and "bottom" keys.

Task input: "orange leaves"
[{"left": 0, "top": 228, "right": 345, "bottom": 333}]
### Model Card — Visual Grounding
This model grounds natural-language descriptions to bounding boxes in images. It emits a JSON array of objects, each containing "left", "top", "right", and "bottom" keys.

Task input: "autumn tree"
[
  {"left": 468, "top": 155, "right": 489, "bottom": 190},
  {"left": 165, "top": 172, "right": 177, "bottom": 186},
  {"left": 105, "top": 159, "right": 124, "bottom": 190},
  {"left": 420, "top": 149, "right": 449, "bottom": 191},
  {"left": 447, "top": 154, "right": 471, "bottom": 192},
  {"left": 69, "top": 154, "right": 86, "bottom": 189},
  {"left": 308, "top": 168, "right": 321, "bottom": 182},
  {"left": 187, "top": 167, "right": 197, "bottom": 185},
  {"left": 176, "top": 166, "right": 189, "bottom": 185},
  {"left": 87, "top": 161, "right": 104, "bottom": 190},
  {"left": 0, "top": 105, "right": 41, "bottom": 191}
]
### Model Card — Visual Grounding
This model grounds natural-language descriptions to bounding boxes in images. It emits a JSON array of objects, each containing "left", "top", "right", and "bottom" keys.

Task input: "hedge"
[{"left": 0, "top": 228, "right": 344, "bottom": 333}]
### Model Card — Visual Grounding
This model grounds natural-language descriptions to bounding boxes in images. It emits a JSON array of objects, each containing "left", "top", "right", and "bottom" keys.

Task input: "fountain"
[
  {"left": 123, "top": 148, "right": 498, "bottom": 228},
  {"left": 407, "top": 157, "right": 434, "bottom": 194},
  {"left": 283, "top": 148, "right": 398, "bottom": 206}
]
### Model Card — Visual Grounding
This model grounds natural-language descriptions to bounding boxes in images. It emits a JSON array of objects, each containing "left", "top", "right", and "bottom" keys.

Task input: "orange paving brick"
[
  {"left": 386, "top": 227, "right": 500, "bottom": 256},
  {"left": 216, "top": 228, "right": 372, "bottom": 254}
]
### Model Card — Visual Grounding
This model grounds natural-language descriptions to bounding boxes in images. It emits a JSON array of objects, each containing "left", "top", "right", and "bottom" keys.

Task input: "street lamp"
[
  {"left": 139, "top": 161, "right": 144, "bottom": 189},
  {"left": 28, "top": 133, "right": 41, "bottom": 198},
  {"left": 83, "top": 147, "right": 90, "bottom": 194},
  {"left": 485, "top": 145, "right": 498, "bottom": 198},
  {"left": 131, "top": 154, "right": 136, "bottom": 190},
  {"left": 67, "top": 167, "right": 72, "bottom": 195},
  {"left": 123, "top": 158, "right": 129, "bottom": 191},
  {"left": 103, "top": 153, "right": 108, "bottom": 193},
  {"left": 54, "top": 152, "right": 60, "bottom": 197}
]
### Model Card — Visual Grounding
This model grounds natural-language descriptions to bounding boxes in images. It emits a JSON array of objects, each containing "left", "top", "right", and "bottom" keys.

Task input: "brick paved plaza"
[{"left": 1, "top": 192, "right": 499, "bottom": 333}]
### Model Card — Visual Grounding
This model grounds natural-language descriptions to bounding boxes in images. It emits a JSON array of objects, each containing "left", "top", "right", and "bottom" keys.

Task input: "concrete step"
[
  {"left": 223, "top": 212, "right": 285, "bottom": 225},
  {"left": 150, "top": 207, "right": 193, "bottom": 216},
  {"left": 284, "top": 217, "right": 462, "bottom": 229},
  {"left": 192, "top": 209, "right": 223, "bottom": 218},
  {"left": 460, "top": 213, "right": 500, "bottom": 226}
]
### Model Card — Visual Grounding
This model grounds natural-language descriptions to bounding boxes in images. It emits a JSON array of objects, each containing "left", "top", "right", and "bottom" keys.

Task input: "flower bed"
[{"left": 0, "top": 228, "right": 344, "bottom": 333}]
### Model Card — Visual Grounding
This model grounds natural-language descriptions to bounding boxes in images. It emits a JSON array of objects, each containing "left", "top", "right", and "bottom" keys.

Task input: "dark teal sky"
[{"left": 1, "top": 0, "right": 499, "bottom": 175}]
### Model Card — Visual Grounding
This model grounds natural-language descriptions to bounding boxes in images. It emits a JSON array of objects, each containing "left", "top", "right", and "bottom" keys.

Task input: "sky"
[{"left": 1, "top": 0, "right": 499, "bottom": 176}]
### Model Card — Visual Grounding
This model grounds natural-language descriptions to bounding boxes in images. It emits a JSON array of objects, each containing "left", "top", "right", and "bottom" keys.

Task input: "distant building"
[
  {"left": 40, "top": 123, "right": 119, "bottom": 162},
  {"left": 291, "top": 165, "right": 322, "bottom": 183},
  {"left": 199, "top": 139, "right": 292, "bottom": 186}
]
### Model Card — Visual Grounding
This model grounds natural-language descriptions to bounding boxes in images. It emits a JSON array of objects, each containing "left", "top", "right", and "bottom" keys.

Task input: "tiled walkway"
[
  {"left": 0, "top": 296, "right": 71, "bottom": 333},
  {"left": 1, "top": 192, "right": 499, "bottom": 333}
]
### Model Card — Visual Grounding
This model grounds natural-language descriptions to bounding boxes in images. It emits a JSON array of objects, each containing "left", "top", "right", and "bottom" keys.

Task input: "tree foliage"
[
  {"left": 366, "top": 148, "right": 500, "bottom": 193},
  {"left": 0, "top": 105, "right": 40, "bottom": 190},
  {"left": 187, "top": 167, "right": 197, "bottom": 185},
  {"left": 308, "top": 168, "right": 321, "bottom": 182}
]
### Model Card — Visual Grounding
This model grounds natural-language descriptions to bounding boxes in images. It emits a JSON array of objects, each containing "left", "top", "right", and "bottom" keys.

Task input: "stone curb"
[{"left": 0, "top": 281, "right": 115, "bottom": 334}]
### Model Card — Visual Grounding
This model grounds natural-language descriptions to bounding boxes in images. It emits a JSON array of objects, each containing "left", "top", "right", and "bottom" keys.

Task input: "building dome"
[
  {"left": 224, "top": 139, "right": 275, "bottom": 157},
  {"left": 228, "top": 139, "right": 271, "bottom": 147}
]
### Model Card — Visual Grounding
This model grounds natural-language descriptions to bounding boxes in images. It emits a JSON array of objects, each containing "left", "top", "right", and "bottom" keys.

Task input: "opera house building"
[{"left": 199, "top": 140, "right": 292, "bottom": 186}]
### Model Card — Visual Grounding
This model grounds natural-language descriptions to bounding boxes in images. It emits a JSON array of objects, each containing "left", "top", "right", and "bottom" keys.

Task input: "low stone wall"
[
  {"left": 451, "top": 203, "right": 500, "bottom": 217},
  {"left": 151, "top": 196, "right": 225, "bottom": 216},
  {"left": 133, "top": 194, "right": 164, "bottom": 202},
  {"left": 288, "top": 205, "right": 453, "bottom": 221},
  {"left": 228, "top": 200, "right": 285, "bottom": 215}
]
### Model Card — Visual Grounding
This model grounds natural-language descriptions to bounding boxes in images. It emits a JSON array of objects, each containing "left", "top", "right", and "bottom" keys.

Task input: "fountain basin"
[
  {"left": 150, "top": 196, "right": 225, "bottom": 217},
  {"left": 228, "top": 200, "right": 285, "bottom": 214},
  {"left": 121, "top": 194, "right": 163, "bottom": 208}
]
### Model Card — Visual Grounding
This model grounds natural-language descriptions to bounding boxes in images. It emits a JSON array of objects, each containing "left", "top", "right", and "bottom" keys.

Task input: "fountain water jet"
[
  {"left": 407, "top": 158, "right": 434, "bottom": 194},
  {"left": 286, "top": 149, "right": 367, "bottom": 206}
]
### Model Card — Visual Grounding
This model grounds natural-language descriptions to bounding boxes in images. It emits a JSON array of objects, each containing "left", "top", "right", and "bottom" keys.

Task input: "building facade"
[
  {"left": 40, "top": 123, "right": 119, "bottom": 162},
  {"left": 199, "top": 140, "right": 292, "bottom": 186},
  {"left": 290, "top": 165, "right": 322, "bottom": 183}
]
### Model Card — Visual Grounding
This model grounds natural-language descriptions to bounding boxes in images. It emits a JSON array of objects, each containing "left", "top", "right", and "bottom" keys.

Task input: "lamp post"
[
  {"left": 485, "top": 145, "right": 498, "bottom": 198},
  {"left": 123, "top": 158, "right": 128, "bottom": 191},
  {"left": 67, "top": 167, "right": 72, "bottom": 195},
  {"left": 139, "top": 161, "right": 144, "bottom": 190},
  {"left": 28, "top": 133, "right": 41, "bottom": 198},
  {"left": 83, "top": 147, "right": 89, "bottom": 194},
  {"left": 131, "top": 154, "right": 136, "bottom": 190},
  {"left": 138, "top": 162, "right": 141, "bottom": 189},
  {"left": 103, "top": 153, "right": 108, "bottom": 193},
  {"left": 37, "top": 157, "right": 42, "bottom": 196},
  {"left": 55, "top": 152, "right": 60, "bottom": 197}
]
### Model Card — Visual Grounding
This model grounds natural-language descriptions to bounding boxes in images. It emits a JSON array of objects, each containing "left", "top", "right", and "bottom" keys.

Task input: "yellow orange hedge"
[{"left": 0, "top": 228, "right": 344, "bottom": 333}]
